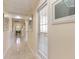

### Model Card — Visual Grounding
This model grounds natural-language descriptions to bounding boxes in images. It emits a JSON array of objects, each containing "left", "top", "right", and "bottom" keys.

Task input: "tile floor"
[{"left": 4, "top": 41, "right": 36, "bottom": 59}]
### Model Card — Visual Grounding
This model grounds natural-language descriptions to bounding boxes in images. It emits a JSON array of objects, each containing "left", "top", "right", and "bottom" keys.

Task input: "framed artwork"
[
  {"left": 3, "top": 17, "right": 9, "bottom": 31},
  {"left": 52, "top": 0, "right": 75, "bottom": 24}
]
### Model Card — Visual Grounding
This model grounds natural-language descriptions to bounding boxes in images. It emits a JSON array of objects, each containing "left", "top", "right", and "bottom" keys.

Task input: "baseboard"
[
  {"left": 26, "top": 42, "right": 36, "bottom": 56},
  {"left": 3, "top": 47, "right": 10, "bottom": 57},
  {"left": 36, "top": 53, "right": 42, "bottom": 59},
  {"left": 38, "top": 50, "right": 48, "bottom": 59},
  {"left": 26, "top": 42, "right": 41, "bottom": 59}
]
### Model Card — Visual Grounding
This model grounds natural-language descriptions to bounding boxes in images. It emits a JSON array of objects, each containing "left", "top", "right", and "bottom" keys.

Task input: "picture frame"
[
  {"left": 52, "top": 0, "right": 75, "bottom": 25},
  {"left": 3, "top": 17, "right": 9, "bottom": 31}
]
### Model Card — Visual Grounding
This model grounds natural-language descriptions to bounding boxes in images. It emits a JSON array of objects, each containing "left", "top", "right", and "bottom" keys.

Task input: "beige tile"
[{"left": 4, "top": 41, "right": 36, "bottom": 59}]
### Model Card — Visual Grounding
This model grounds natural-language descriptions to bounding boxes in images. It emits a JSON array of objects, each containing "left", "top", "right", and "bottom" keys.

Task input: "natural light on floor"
[{"left": 16, "top": 37, "right": 20, "bottom": 46}]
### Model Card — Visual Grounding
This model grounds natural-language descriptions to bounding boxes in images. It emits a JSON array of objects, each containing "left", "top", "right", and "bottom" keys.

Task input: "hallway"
[
  {"left": 4, "top": 40, "right": 36, "bottom": 59},
  {"left": 3, "top": 0, "right": 75, "bottom": 59}
]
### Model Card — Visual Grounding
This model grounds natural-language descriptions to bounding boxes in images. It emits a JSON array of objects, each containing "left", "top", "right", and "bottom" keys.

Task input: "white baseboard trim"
[
  {"left": 38, "top": 50, "right": 48, "bottom": 59},
  {"left": 26, "top": 42, "right": 41, "bottom": 59},
  {"left": 3, "top": 47, "right": 10, "bottom": 57},
  {"left": 26, "top": 42, "right": 36, "bottom": 56}
]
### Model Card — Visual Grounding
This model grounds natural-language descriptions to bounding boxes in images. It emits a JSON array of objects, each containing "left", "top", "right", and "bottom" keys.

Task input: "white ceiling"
[{"left": 4, "top": 0, "right": 39, "bottom": 16}]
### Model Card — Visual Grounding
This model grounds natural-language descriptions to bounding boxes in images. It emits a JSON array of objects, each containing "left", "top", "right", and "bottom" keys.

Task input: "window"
[
  {"left": 55, "top": 0, "right": 75, "bottom": 19},
  {"left": 38, "top": 3, "right": 48, "bottom": 59},
  {"left": 52, "top": 0, "right": 75, "bottom": 24}
]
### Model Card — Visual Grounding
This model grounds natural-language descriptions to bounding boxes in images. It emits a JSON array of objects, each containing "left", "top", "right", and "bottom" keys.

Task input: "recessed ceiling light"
[
  {"left": 29, "top": 17, "right": 32, "bottom": 20},
  {"left": 15, "top": 16, "right": 22, "bottom": 19}
]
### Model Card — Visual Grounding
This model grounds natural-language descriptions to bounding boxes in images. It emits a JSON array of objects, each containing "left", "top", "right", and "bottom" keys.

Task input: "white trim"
[
  {"left": 26, "top": 42, "right": 44, "bottom": 59},
  {"left": 38, "top": 50, "right": 48, "bottom": 59},
  {"left": 52, "top": 15, "right": 75, "bottom": 25},
  {"left": 3, "top": 47, "right": 10, "bottom": 57},
  {"left": 52, "top": 0, "right": 75, "bottom": 25},
  {"left": 26, "top": 42, "right": 38, "bottom": 58}
]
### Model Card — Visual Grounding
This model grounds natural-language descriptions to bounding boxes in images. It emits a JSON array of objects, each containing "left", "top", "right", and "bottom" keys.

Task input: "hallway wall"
[
  {"left": 28, "top": 0, "right": 75, "bottom": 59},
  {"left": 48, "top": 23, "right": 75, "bottom": 59},
  {"left": 27, "top": 0, "right": 46, "bottom": 56},
  {"left": 48, "top": 0, "right": 75, "bottom": 59},
  {"left": 28, "top": 11, "right": 38, "bottom": 55},
  {"left": 3, "top": 15, "right": 23, "bottom": 56},
  {"left": 3, "top": 31, "right": 9, "bottom": 55},
  {"left": 3, "top": 17, "right": 12, "bottom": 56}
]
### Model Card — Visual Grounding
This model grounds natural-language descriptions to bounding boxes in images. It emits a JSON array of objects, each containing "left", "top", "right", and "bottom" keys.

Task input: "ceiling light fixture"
[
  {"left": 15, "top": 16, "right": 22, "bottom": 19},
  {"left": 29, "top": 17, "right": 32, "bottom": 21}
]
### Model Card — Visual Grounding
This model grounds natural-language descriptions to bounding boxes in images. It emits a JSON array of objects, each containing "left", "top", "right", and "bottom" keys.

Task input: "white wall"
[
  {"left": 48, "top": 0, "right": 75, "bottom": 59},
  {"left": 28, "top": 0, "right": 48, "bottom": 56},
  {"left": 25, "top": 0, "right": 46, "bottom": 54},
  {"left": 48, "top": 23, "right": 75, "bottom": 59},
  {"left": 3, "top": 31, "right": 9, "bottom": 55},
  {"left": 28, "top": 11, "right": 38, "bottom": 53},
  {"left": 27, "top": 0, "right": 46, "bottom": 55},
  {"left": 28, "top": 0, "right": 75, "bottom": 59},
  {"left": 3, "top": 17, "right": 13, "bottom": 56},
  {"left": 25, "top": 20, "right": 29, "bottom": 42}
]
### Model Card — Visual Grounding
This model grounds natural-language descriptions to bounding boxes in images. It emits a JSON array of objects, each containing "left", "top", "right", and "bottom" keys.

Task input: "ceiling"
[{"left": 4, "top": 0, "right": 39, "bottom": 16}]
